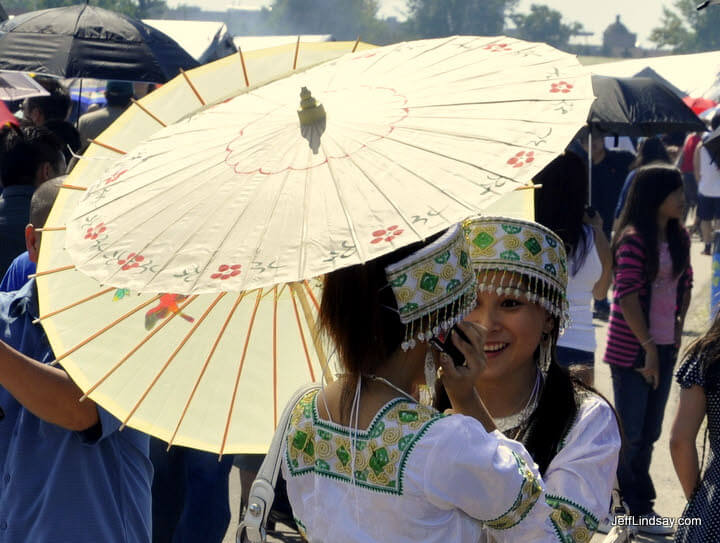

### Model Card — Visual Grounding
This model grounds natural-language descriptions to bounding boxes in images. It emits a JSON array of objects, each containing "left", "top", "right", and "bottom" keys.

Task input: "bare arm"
[
  {"left": 0, "top": 340, "right": 99, "bottom": 431},
  {"left": 619, "top": 293, "right": 659, "bottom": 388},
  {"left": 592, "top": 226, "right": 613, "bottom": 300},
  {"left": 670, "top": 385, "right": 705, "bottom": 500},
  {"left": 694, "top": 144, "right": 702, "bottom": 183}
]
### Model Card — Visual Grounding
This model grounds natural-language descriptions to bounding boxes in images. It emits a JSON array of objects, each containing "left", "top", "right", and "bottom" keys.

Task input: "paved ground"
[{"left": 223, "top": 236, "right": 713, "bottom": 543}]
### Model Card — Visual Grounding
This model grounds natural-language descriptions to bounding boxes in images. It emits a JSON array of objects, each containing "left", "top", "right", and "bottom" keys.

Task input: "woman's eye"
[{"left": 500, "top": 298, "right": 522, "bottom": 308}]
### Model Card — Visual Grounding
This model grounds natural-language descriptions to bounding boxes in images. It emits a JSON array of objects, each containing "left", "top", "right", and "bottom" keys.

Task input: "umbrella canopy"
[
  {"left": 633, "top": 67, "right": 686, "bottom": 98},
  {"left": 0, "top": 70, "right": 49, "bottom": 101},
  {"left": 64, "top": 35, "right": 595, "bottom": 295},
  {"left": 589, "top": 75, "right": 707, "bottom": 136},
  {"left": 0, "top": 4, "right": 199, "bottom": 83},
  {"left": 704, "top": 126, "right": 720, "bottom": 163}
]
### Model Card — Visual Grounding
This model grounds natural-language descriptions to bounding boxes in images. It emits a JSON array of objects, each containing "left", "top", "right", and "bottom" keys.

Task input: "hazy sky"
[{"left": 170, "top": 0, "right": 677, "bottom": 47}]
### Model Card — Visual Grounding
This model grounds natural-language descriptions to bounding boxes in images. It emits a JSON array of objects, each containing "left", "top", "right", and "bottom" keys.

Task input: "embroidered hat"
[
  {"left": 385, "top": 224, "right": 476, "bottom": 351},
  {"left": 464, "top": 216, "right": 569, "bottom": 330}
]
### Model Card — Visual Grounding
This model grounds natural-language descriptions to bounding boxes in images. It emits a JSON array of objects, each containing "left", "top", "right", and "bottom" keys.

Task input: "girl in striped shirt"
[{"left": 605, "top": 163, "right": 692, "bottom": 533}]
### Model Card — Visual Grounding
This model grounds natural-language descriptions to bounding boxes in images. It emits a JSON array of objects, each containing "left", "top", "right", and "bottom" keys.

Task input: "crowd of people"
[{"left": 0, "top": 74, "right": 719, "bottom": 543}]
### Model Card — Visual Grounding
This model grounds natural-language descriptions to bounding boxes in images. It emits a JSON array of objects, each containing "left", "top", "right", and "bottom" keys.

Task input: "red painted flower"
[
  {"left": 84, "top": 222, "right": 107, "bottom": 240},
  {"left": 104, "top": 169, "right": 128, "bottom": 185},
  {"left": 484, "top": 43, "right": 511, "bottom": 52},
  {"left": 550, "top": 81, "right": 574, "bottom": 94},
  {"left": 211, "top": 264, "right": 242, "bottom": 280},
  {"left": 371, "top": 225, "right": 404, "bottom": 244},
  {"left": 118, "top": 252, "right": 145, "bottom": 271},
  {"left": 506, "top": 151, "right": 536, "bottom": 168}
]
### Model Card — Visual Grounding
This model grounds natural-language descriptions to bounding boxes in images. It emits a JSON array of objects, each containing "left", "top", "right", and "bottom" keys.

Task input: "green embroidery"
[
  {"left": 502, "top": 224, "right": 522, "bottom": 234},
  {"left": 390, "top": 273, "right": 408, "bottom": 287},
  {"left": 285, "top": 390, "right": 444, "bottom": 495},
  {"left": 524, "top": 237, "right": 542, "bottom": 255},
  {"left": 459, "top": 250, "right": 469, "bottom": 268},
  {"left": 545, "top": 234, "right": 558, "bottom": 248},
  {"left": 546, "top": 495, "right": 598, "bottom": 543},
  {"left": 446, "top": 278, "right": 461, "bottom": 293},
  {"left": 544, "top": 263, "right": 557, "bottom": 276},
  {"left": 434, "top": 250, "right": 451, "bottom": 264},
  {"left": 473, "top": 232, "right": 494, "bottom": 249},
  {"left": 500, "top": 250, "right": 521, "bottom": 261},
  {"left": 399, "top": 302, "right": 419, "bottom": 314},
  {"left": 484, "top": 452, "right": 542, "bottom": 530},
  {"left": 419, "top": 272, "right": 439, "bottom": 293}
]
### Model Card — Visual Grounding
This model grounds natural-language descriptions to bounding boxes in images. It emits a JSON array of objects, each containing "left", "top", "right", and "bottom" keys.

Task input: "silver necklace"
[
  {"left": 494, "top": 369, "right": 542, "bottom": 435},
  {"left": 365, "top": 375, "right": 417, "bottom": 403}
]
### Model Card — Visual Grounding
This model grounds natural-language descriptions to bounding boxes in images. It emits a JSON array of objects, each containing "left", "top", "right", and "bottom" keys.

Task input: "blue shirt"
[
  {"left": 614, "top": 170, "right": 638, "bottom": 219},
  {"left": 0, "top": 185, "right": 34, "bottom": 279},
  {"left": 0, "top": 280, "right": 152, "bottom": 543},
  {"left": 0, "top": 252, "right": 35, "bottom": 292}
]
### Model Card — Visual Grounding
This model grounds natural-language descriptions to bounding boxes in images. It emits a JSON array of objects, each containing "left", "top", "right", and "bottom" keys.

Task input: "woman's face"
[
  {"left": 657, "top": 186, "right": 685, "bottom": 222},
  {"left": 464, "top": 272, "right": 553, "bottom": 382}
]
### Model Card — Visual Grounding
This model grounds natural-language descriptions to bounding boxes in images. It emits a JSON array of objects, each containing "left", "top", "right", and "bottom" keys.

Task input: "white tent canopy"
[
  {"left": 144, "top": 19, "right": 236, "bottom": 64},
  {"left": 590, "top": 50, "right": 720, "bottom": 100}
]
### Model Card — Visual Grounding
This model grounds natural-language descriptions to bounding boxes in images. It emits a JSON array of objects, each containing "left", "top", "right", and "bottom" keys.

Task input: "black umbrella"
[
  {"left": 589, "top": 75, "right": 706, "bottom": 137},
  {"left": 704, "top": 126, "right": 720, "bottom": 163},
  {"left": 633, "top": 67, "right": 686, "bottom": 99},
  {"left": 0, "top": 4, "right": 199, "bottom": 83}
]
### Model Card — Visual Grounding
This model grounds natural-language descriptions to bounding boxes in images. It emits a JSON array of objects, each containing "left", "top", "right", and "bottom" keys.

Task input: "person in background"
[
  {"left": 0, "top": 125, "right": 65, "bottom": 278},
  {"left": 694, "top": 113, "right": 720, "bottom": 255},
  {"left": 78, "top": 80, "right": 134, "bottom": 152},
  {"left": 613, "top": 136, "right": 672, "bottom": 230},
  {"left": 670, "top": 310, "right": 720, "bottom": 542},
  {"left": 605, "top": 164, "right": 692, "bottom": 535},
  {"left": 678, "top": 131, "right": 704, "bottom": 228},
  {"left": 0, "top": 178, "right": 152, "bottom": 542},
  {"left": 577, "top": 128, "right": 635, "bottom": 321},
  {"left": 534, "top": 153, "right": 612, "bottom": 385}
]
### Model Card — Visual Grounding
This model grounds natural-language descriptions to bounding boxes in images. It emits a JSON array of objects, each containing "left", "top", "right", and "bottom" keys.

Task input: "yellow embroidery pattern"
[
  {"left": 484, "top": 451, "right": 543, "bottom": 530},
  {"left": 285, "top": 390, "right": 444, "bottom": 495},
  {"left": 546, "top": 495, "right": 598, "bottom": 543}
]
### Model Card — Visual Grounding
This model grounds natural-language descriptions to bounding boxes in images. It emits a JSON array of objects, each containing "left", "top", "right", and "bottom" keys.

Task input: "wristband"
[{"left": 640, "top": 337, "right": 655, "bottom": 346}]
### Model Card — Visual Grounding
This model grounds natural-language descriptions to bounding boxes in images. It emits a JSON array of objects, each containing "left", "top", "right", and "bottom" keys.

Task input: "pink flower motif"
[
  {"left": 550, "top": 81, "right": 574, "bottom": 94},
  {"left": 103, "top": 169, "right": 128, "bottom": 185},
  {"left": 371, "top": 225, "right": 404, "bottom": 244},
  {"left": 506, "top": 151, "right": 536, "bottom": 168},
  {"left": 118, "top": 252, "right": 144, "bottom": 271},
  {"left": 484, "top": 43, "right": 512, "bottom": 52},
  {"left": 211, "top": 264, "right": 242, "bottom": 280},
  {"left": 84, "top": 222, "right": 107, "bottom": 240}
]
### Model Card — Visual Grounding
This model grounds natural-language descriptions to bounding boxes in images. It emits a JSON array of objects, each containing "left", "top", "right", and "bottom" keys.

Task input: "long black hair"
[
  {"left": 612, "top": 164, "right": 688, "bottom": 281},
  {"left": 534, "top": 152, "right": 590, "bottom": 276},
  {"left": 628, "top": 136, "right": 670, "bottom": 171}
]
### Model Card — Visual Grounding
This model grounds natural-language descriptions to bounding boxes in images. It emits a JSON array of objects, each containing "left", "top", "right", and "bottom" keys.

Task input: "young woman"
[
  {"left": 280, "top": 225, "right": 559, "bottom": 542},
  {"left": 670, "top": 312, "right": 720, "bottom": 542},
  {"left": 437, "top": 216, "right": 621, "bottom": 541},
  {"left": 534, "top": 152, "right": 613, "bottom": 385},
  {"left": 605, "top": 164, "right": 692, "bottom": 532}
]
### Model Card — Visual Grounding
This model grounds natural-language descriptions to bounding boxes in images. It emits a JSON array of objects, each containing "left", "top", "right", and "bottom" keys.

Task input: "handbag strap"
[{"left": 237, "top": 382, "right": 321, "bottom": 543}]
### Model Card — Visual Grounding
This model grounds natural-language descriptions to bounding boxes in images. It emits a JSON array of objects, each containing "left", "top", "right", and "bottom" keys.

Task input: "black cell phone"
[{"left": 429, "top": 324, "right": 470, "bottom": 366}]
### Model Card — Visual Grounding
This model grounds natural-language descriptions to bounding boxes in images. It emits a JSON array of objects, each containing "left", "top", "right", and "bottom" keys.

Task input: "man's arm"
[{"left": 0, "top": 340, "right": 98, "bottom": 431}]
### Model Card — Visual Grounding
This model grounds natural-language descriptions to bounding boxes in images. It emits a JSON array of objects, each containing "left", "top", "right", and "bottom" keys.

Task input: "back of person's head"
[
  {"left": 104, "top": 80, "right": 134, "bottom": 108},
  {"left": 0, "top": 125, "right": 64, "bottom": 188},
  {"left": 43, "top": 119, "right": 80, "bottom": 164},
  {"left": 30, "top": 175, "right": 64, "bottom": 229},
  {"left": 24, "top": 76, "right": 71, "bottom": 124},
  {"left": 684, "top": 308, "right": 720, "bottom": 376},
  {"left": 614, "top": 163, "right": 687, "bottom": 280},
  {"left": 630, "top": 136, "right": 670, "bottom": 170},
  {"left": 712, "top": 112, "right": 720, "bottom": 131},
  {"left": 533, "top": 152, "right": 589, "bottom": 274}
]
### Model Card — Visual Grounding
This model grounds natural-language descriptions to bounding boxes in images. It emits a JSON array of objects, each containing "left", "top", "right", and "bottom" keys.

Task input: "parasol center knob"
[{"left": 297, "top": 87, "right": 326, "bottom": 126}]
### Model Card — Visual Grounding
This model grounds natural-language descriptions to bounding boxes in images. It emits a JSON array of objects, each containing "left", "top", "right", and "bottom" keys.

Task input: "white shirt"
[
  {"left": 282, "top": 390, "right": 558, "bottom": 542},
  {"left": 480, "top": 394, "right": 621, "bottom": 542},
  {"left": 698, "top": 145, "right": 720, "bottom": 197},
  {"left": 558, "top": 226, "right": 602, "bottom": 353}
]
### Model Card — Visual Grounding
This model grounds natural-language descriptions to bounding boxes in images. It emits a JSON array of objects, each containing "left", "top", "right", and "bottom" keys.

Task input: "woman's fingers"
[{"left": 452, "top": 321, "right": 487, "bottom": 372}]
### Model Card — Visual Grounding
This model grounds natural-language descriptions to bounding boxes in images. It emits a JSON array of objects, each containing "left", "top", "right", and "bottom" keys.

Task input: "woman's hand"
[
  {"left": 583, "top": 209, "right": 603, "bottom": 229},
  {"left": 637, "top": 345, "right": 660, "bottom": 390}
]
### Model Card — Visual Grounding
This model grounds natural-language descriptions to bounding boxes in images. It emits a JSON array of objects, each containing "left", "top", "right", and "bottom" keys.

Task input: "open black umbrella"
[
  {"left": 589, "top": 75, "right": 706, "bottom": 137},
  {"left": 704, "top": 126, "right": 720, "bottom": 163},
  {"left": 633, "top": 67, "right": 686, "bottom": 98},
  {"left": 0, "top": 4, "right": 199, "bottom": 83}
]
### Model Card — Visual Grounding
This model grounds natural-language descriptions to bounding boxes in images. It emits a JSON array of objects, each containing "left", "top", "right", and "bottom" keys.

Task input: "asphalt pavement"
[{"left": 223, "top": 235, "right": 713, "bottom": 543}]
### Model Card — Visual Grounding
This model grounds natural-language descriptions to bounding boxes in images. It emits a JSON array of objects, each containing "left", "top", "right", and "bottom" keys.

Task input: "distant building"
[{"left": 603, "top": 15, "right": 637, "bottom": 57}]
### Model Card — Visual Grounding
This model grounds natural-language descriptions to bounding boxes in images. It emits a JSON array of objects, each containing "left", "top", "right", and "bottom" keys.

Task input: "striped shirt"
[{"left": 604, "top": 230, "right": 692, "bottom": 367}]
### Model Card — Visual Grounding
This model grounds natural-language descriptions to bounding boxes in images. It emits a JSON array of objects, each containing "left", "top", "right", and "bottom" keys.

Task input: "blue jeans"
[
  {"left": 610, "top": 345, "right": 677, "bottom": 516},
  {"left": 150, "top": 438, "right": 234, "bottom": 543}
]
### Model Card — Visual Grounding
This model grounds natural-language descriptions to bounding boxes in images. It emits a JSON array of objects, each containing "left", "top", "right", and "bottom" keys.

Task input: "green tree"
[
  {"left": 407, "top": 0, "right": 519, "bottom": 38},
  {"left": 3, "top": 0, "right": 166, "bottom": 18},
  {"left": 510, "top": 4, "right": 585, "bottom": 49},
  {"left": 650, "top": 0, "right": 720, "bottom": 53},
  {"left": 266, "top": 0, "right": 381, "bottom": 41}
]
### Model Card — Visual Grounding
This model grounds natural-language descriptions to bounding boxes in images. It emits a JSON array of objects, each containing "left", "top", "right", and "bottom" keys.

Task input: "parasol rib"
[
  {"left": 35, "top": 226, "right": 66, "bottom": 232},
  {"left": 51, "top": 295, "right": 162, "bottom": 366},
  {"left": 29, "top": 264, "right": 75, "bottom": 278},
  {"left": 273, "top": 286, "right": 279, "bottom": 429},
  {"left": 292, "top": 35, "right": 300, "bottom": 70},
  {"left": 80, "top": 295, "right": 200, "bottom": 400},
  {"left": 60, "top": 184, "right": 87, "bottom": 192},
  {"left": 131, "top": 98, "right": 167, "bottom": 127},
  {"left": 88, "top": 139, "right": 127, "bottom": 155},
  {"left": 290, "top": 286, "right": 316, "bottom": 382},
  {"left": 302, "top": 280, "right": 320, "bottom": 311},
  {"left": 238, "top": 48, "right": 250, "bottom": 87},
  {"left": 33, "top": 286, "right": 115, "bottom": 324},
  {"left": 167, "top": 291, "right": 246, "bottom": 449},
  {"left": 219, "top": 290, "right": 263, "bottom": 458},
  {"left": 292, "top": 282, "right": 332, "bottom": 383},
  {"left": 119, "top": 294, "right": 219, "bottom": 430},
  {"left": 352, "top": 36, "right": 360, "bottom": 53},
  {"left": 180, "top": 69, "right": 206, "bottom": 106}
]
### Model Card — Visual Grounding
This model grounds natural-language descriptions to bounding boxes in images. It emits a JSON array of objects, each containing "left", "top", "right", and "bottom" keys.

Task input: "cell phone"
[{"left": 429, "top": 324, "right": 470, "bottom": 366}]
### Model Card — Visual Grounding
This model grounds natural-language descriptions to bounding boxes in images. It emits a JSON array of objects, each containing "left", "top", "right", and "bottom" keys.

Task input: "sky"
[{"left": 168, "top": 0, "right": 677, "bottom": 48}]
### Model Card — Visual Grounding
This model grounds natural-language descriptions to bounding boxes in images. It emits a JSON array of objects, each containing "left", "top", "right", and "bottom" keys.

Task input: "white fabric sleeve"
[{"left": 422, "top": 415, "right": 556, "bottom": 539}]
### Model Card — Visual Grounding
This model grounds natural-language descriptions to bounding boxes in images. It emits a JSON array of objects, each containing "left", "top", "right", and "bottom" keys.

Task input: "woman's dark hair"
[
  {"left": 320, "top": 232, "right": 443, "bottom": 422},
  {"left": 534, "top": 152, "right": 589, "bottom": 276},
  {"left": 613, "top": 164, "right": 688, "bottom": 281},
  {"left": 629, "top": 136, "right": 670, "bottom": 171},
  {"left": 684, "top": 310, "right": 720, "bottom": 375}
]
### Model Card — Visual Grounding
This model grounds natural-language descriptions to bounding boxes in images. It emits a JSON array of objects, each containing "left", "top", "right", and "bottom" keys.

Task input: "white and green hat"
[
  {"left": 464, "top": 216, "right": 569, "bottom": 330},
  {"left": 385, "top": 224, "right": 476, "bottom": 351}
]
